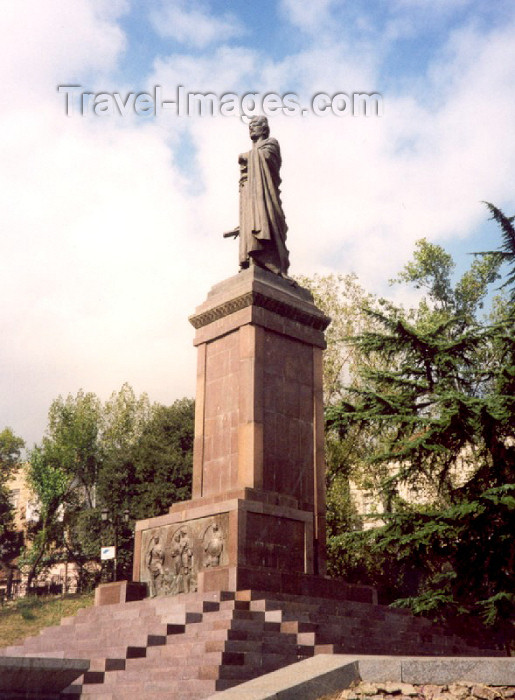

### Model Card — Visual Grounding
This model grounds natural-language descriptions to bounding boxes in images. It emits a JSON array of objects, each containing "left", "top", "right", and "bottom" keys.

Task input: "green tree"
[
  {"left": 92, "top": 384, "right": 154, "bottom": 581},
  {"left": 92, "top": 392, "right": 194, "bottom": 581},
  {"left": 24, "top": 391, "right": 102, "bottom": 589},
  {"left": 327, "top": 208, "right": 515, "bottom": 651},
  {"left": 476, "top": 202, "right": 515, "bottom": 304},
  {"left": 130, "top": 398, "right": 194, "bottom": 521},
  {"left": 295, "top": 273, "right": 377, "bottom": 536},
  {"left": 391, "top": 237, "right": 500, "bottom": 320},
  {"left": 0, "top": 428, "right": 25, "bottom": 595},
  {"left": 295, "top": 273, "right": 376, "bottom": 404},
  {"left": 24, "top": 385, "right": 195, "bottom": 587},
  {"left": 0, "top": 427, "right": 25, "bottom": 471}
]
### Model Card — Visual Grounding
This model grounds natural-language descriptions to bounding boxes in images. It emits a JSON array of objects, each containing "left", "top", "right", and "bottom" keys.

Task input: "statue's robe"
[{"left": 239, "top": 137, "right": 289, "bottom": 275}]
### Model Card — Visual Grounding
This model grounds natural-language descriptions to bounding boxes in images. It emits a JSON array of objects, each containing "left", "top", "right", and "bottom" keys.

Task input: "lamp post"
[{"left": 100, "top": 508, "right": 130, "bottom": 582}]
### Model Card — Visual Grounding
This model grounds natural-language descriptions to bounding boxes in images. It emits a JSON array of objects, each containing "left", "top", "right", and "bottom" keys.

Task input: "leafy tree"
[
  {"left": 130, "top": 398, "right": 194, "bottom": 521},
  {"left": 326, "top": 207, "right": 515, "bottom": 651},
  {"left": 93, "top": 384, "right": 152, "bottom": 579},
  {"left": 87, "top": 385, "right": 163, "bottom": 581},
  {"left": 295, "top": 274, "right": 378, "bottom": 535},
  {"left": 93, "top": 394, "right": 194, "bottom": 581},
  {"left": 0, "top": 428, "right": 25, "bottom": 594},
  {"left": 96, "top": 384, "right": 152, "bottom": 512},
  {"left": 23, "top": 385, "right": 194, "bottom": 587},
  {"left": 101, "top": 384, "right": 152, "bottom": 464},
  {"left": 0, "top": 427, "right": 25, "bottom": 470},
  {"left": 295, "top": 273, "right": 376, "bottom": 405},
  {"left": 24, "top": 391, "right": 102, "bottom": 589},
  {"left": 391, "top": 237, "right": 500, "bottom": 319}
]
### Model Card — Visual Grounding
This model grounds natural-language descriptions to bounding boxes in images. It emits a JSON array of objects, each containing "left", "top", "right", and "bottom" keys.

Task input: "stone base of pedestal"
[
  {"left": 133, "top": 489, "right": 329, "bottom": 599},
  {"left": 197, "top": 565, "right": 377, "bottom": 604},
  {"left": 94, "top": 580, "right": 147, "bottom": 606}
]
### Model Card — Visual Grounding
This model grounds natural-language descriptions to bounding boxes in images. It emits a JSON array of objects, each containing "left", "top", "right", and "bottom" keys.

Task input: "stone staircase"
[{"left": 0, "top": 589, "right": 502, "bottom": 699}]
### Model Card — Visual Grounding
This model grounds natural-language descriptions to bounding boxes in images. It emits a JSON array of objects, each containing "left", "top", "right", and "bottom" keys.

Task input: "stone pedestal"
[{"left": 133, "top": 267, "right": 330, "bottom": 597}]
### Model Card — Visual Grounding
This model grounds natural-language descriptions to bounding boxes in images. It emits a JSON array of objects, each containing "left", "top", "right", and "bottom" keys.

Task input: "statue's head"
[{"left": 249, "top": 116, "right": 269, "bottom": 141}]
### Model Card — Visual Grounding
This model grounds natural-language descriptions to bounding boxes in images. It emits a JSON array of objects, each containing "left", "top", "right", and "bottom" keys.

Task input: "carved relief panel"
[{"left": 140, "top": 514, "right": 229, "bottom": 597}]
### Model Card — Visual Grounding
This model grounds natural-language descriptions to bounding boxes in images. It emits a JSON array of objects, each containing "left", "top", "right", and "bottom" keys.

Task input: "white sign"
[{"left": 100, "top": 546, "right": 116, "bottom": 561}]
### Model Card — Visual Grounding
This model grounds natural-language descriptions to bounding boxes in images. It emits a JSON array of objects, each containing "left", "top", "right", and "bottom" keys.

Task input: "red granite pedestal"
[
  {"left": 132, "top": 266, "right": 339, "bottom": 599},
  {"left": 8, "top": 268, "right": 499, "bottom": 700}
]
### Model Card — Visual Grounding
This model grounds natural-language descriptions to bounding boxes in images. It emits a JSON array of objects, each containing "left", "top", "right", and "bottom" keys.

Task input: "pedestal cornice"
[{"left": 189, "top": 267, "right": 330, "bottom": 336}]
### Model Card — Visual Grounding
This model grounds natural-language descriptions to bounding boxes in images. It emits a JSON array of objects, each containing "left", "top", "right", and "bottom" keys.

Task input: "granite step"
[
  {"left": 61, "top": 596, "right": 314, "bottom": 697},
  {"left": 7, "top": 586, "right": 504, "bottom": 699}
]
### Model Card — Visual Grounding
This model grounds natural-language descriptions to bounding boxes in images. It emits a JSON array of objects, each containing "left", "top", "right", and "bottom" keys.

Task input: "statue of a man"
[{"left": 225, "top": 116, "right": 290, "bottom": 277}]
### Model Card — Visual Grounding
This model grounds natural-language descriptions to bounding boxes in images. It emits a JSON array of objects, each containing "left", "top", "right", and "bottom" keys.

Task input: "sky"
[{"left": 1, "top": 0, "right": 515, "bottom": 450}]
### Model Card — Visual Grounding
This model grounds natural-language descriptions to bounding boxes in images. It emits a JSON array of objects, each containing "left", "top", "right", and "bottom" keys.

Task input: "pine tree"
[{"left": 327, "top": 206, "right": 515, "bottom": 652}]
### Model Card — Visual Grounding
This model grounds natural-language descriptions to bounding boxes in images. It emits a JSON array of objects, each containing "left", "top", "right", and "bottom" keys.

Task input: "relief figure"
[{"left": 146, "top": 534, "right": 165, "bottom": 597}]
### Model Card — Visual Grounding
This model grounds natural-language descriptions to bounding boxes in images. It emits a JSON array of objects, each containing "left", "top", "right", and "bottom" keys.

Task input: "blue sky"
[{"left": 1, "top": 0, "right": 515, "bottom": 448}]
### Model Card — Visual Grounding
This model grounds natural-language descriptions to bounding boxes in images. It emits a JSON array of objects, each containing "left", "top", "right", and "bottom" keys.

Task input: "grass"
[{"left": 0, "top": 592, "right": 94, "bottom": 649}]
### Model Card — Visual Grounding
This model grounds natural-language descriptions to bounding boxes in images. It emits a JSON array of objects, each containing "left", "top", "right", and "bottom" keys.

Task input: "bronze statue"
[{"left": 225, "top": 116, "right": 290, "bottom": 277}]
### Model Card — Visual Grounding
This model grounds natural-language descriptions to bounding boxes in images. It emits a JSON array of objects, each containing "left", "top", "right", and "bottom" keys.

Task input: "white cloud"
[
  {"left": 279, "top": 0, "right": 339, "bottom": 33},
  {"left": 389, "top": 0, "right": 472, "bottom": 18},
  {"left": 0, "top": 3, "right": 194, "bottom": 446},
  {"left": 150, "top": 0, "right": 243, "bottom": 48},
  {"left": 253, "top": 15, "right": 515, "bottom": 289},
  {"left": 149, "top": 46, "right": 258, "bottom": 97},
  {"left": 0, "top": 111, "right": 199, "bottom": 443},
  {"left": 2, "top": 2, "right": 515, "bottom": 450},
  {"left": 0, "top": 0, "right": 127, "bottom": 110},
  {"left": 261, "top": 43, "right": 379, "bottom": 96}
]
